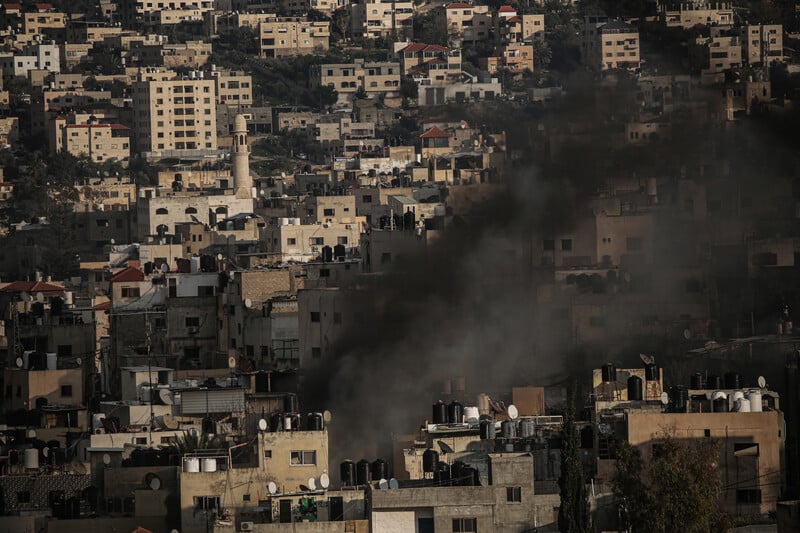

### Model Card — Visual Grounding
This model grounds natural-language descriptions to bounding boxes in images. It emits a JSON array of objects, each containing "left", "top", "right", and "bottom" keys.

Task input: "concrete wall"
[{"left": 3, "top": 368, "right": 84, "bottom": 412}]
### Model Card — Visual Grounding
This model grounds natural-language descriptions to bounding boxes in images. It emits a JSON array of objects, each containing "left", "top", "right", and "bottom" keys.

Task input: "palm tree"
[{"left": 173, "top": 430, "right": 227, "bottom": 455}]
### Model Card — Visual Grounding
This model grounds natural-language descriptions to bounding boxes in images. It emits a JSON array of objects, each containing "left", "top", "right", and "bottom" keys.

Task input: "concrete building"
[
  {"left": 262, "top": 218, "right": 365, "bottom": 262},
  {"left": 55, "top": 121, "right": 131, "bottom": 163},
  {"left": 258, "top": 16, "right": 330, "bottom": 58},
  {"left": 131, "top": 68, "right": 218, "bottom": 155},
  {"left": 740, "top": 24, "right": 783, "bottom": 65},
  {"left": 211, "top": 68, "right": 253, "bottom": 107},
  {"left": 499, "top": 13, "right": 545, "bottom": 43},
  {"left": 660, "top": 1, "right": 734, "bottom": 29},
  {"left": 582, "top": 16, "right": 640, "bottom": 71},
  {"left": 444, "top": 2, "right": 491, "bottom": 44},
  {"left": 479, "top": 43, "right": 534, "bottom": 75},
  {"left": 350, "top": 0, "right": 414, "bottom": 40},
  {"left": 311, "top": 58, "right": 401, "bottom": 104},
  {"left": 689, "top": 30, "right": 742, "bottom": 84}
]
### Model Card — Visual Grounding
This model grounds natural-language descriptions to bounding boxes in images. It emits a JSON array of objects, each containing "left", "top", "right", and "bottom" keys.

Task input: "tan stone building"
[
  {"left": 59, "top": 122, "right": 131, "bottom": 163},
  {"left": 582, "top": 16, "right": 640, "bottom": 71},
  {"left": 444, "top": 2, "right": 491, "bottom": 43},
  {"left": 689, "top": 31, "right": 742, "bottom": 84},
  {"left": 350, "top": 0, "right": 414, "bottom": 40},
  {"left": 262, "top": 218, "right": 365, "bottom": 262},
  {"left": 311, "top": 58, "right": 401, "bottom": 104},
  {"left": 741, "top": 24, "right": 783, "bottom": 65},
  {"left": 500, "top": 13, "right": 545, "bottom": 43},
  {"left": 21, "top": 6, "right": 66, "bottom": 40},
  {"left": 258, "top": 16, "right": 330, "bottom": 58},
  {"left": 660, "top": 1, "right": 733, "bottom": 29},
  {"left": 211, "top": 68, "right": 253, "bottom": 108},
  {"left": 131, "top": 68, "right": 217, "bottom": 154},
  {"left": 479, "top": 43, "right": 534, "bottom": 74}
]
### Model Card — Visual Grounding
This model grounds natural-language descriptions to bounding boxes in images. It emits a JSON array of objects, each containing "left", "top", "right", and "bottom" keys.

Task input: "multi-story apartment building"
[
  {"left": 350, "top": 0, "right": 414, "bottom": 40},
  {"left": 740, "top": 24, "right": 783, "bottom": 65},
  {"left": 56, "top": 120, "right": 131, "bottom": 163},
  {"left": 582, "top": 15, "right": 640, "bottom": 71},
  {"left": 479, "top": 43, "right": 534, "bottom": 74},
  {"left": 500, "top": 13, "right": 544, "bottom": 43},
  {"left": 258, "top": 16, "right": 330, "bottom": 58},
  {"left": 262, "top": 218, "right": 364, "bottom": 262},
  {"left": 209, "top": 68, "right": 253, "bottom": 107},
  {"left": 395, "top": 42, "right": 461, "bottom": 78},
  {"left": 117, "top": 0, "right": 213, "bottom": 28},
  {"left": 689, "top": 30, "right": 742, "bottom": 84},
  {"left": 65, "top": 21, "right": 124, "bottom": 44},
  {"left": 660, "top": 1, "right": 733, "bottom": 29},
  {"left": 444, "top": 2, "right": 491, "bottom": 44},
  {"left": 131, "top": 68, "right": 217, "bottom": 154},
  {"left": 0, "top": 42, "right": 60, "bottom": 80},
  {"left": 311, "top": 58, "right": 401, "bottom": 104},
  {"left": 21, "top": 5, "right": 66, "bottom": 40},
  {"left": 132, "top": 40, "right": 212, "bottom": 68}
]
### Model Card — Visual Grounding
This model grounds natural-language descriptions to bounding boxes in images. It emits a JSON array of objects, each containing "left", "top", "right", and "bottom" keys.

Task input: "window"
[
  {"left": 264, "top": 450, "right": 272, "bottom": 459},
  {"left": 310, "top": 312, "right": 320, "bottom": 322},
  {"left": 310, "top": 237, "right": 324, "bottom": 245},
  {"left": 290, "top": 450, "right": 317, "bottom": 465},
  {"left": 287, "top": 238, "right": 296, "bottom": 245},
  {"left": 543, "top": 239, "right": 555, "bottom": 251},
  {"left": 337, "top": 236, "right": 348, "bottom": 245},
  {"left": 736, "top": 489, "right": 761, "bottom": 504},
  {"left": 135, "top": 437, "right": 147, "bottom": 445},
  {"left": 243, "top": 494, "right": 251, "bottom": 502},
  {"left": 561, "top": 239, "right": 572, "bottom": 251},
  {"left": 156, "top": 207, "right": 168, "bottom": 215},
  {"left": 452, "top": 518, "right": 477, "bottom": 532},
  {"left": 121, "top": 287, "right": 140, "bottom": 298},
  {"left": 506, "top": 486, "right": 522, "bottom": 502},
  {"left": 311, "top": 347, "right": 321, "bottom": 358},
  {"left": 193, "top": 496, "right": 220, "bottom": 511},
  {"left": 362, "top": 194, "right": 372, "bottom": 203},
  {"left": 185, "top": 317, "right": 200, "bottom": 328},
  {"left": 323, "top": 208, "right": 335, "bottom": 216}
]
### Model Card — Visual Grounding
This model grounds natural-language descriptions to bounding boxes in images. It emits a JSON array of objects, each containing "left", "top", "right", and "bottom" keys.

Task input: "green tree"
[
  {"left": 413, "top": 9, "right": 448, "bottom": 46},
  {"left": 613, "top": 435, "right": 731, "bottom": 533},
  {"left": 558, "top": 382, "right": 590, "bottom": 533},
  {"left": 172, "top": 430, "right": 227, "bottom": 455}
]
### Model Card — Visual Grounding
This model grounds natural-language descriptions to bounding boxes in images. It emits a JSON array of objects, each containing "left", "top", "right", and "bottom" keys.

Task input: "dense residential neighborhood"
[{"left": 1, "top": 0, "right": 800, "bottom": 531}]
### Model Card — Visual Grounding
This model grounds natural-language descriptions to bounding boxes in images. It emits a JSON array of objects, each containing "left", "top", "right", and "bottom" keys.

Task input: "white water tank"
[
  {"left": 64, "top": 291, "right": 73, "bottom": 306},
  {"left": 747, "top": 390, "right": 763, "bottom": 412},
  {"left": 279, "top": 217, "right": 289, "bottom": 226},
  {"left": 141, "top": 386, "right": 152, "bottom": 403},
  {"left": 24, "top": 448, "right": 38, "bottom": 469},
  {"left": 183, "top": 457, "right": 200, "bottom": 473},
  {"left": 92, "top": 414, "right": 106, "bottom": 431},
  {"left": 46, "top": 352, "right": 57, "bottom": 370},
  {"left": 190, "top": 256, "right": 201, "bottom": 274},
  {"left": 736, "top": 398, "right": 751, "bottom": 412},
  {"left": 463, "top": 406, "right": 479, "bottom": 424},
  {"left": 201, "top": 458, "right": 217, "bottom": 472},
  {"left": 291, "top": 218, "right": 301, "bottom": 225}
]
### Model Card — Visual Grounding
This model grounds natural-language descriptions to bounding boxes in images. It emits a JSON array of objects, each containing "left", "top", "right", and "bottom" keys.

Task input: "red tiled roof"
[
  {"left": 110, "top": 266, "right": 144, "bottom": 283},
  {"left": 423, "top": 57, "right": 448, "bottom": 65},
  {"left": 498, "top": 5, "right": 515, "bottom": 12},
  {"left": 506, "top": 15, "right": 522, "bottom": 23},
  {"left": 399, "top": 42, "right": 450, "bottom": 54},
  {"left": 445, "top": 2, "right": 473, "bottom": 8},
  {"left": 3, "top": 4, "right": 21, "bottom": 9},
  {"left": 0, "top": 281, "right": 65, "bottom": 294},
  {"left": 419, "top": 126, "right": 450, "bottom": 139},
  {"left": 35, "top": 3, "right": 53, "bottom": 9},
  {"left": 93, "top": 300, "right": 111, "bottom": 311}
]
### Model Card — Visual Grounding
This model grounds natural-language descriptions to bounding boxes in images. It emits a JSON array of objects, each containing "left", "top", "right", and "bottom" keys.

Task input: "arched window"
[
  {"left": 215, "top": 206, "right": 228, "bottom": 214},
  {"left": 239, "top": 134, "right": 245, "bottom": 145},
  {"left": 185, "top": 207, "right": 198, "bottom": 214},
  {"left": 156, "top": 208, "right": 168, "bottom": 215}
]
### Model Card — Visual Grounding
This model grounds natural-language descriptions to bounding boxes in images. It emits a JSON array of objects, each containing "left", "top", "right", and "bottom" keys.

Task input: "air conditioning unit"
[{"left": 240, "top": 522, "right": 254, "bottom": 532}]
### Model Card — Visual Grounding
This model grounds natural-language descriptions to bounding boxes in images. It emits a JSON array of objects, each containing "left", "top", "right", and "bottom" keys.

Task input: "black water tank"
[
  {"left": 201, "top": 418, "right": 214, "bottom": 434},
  {"left": 670, "top": 386, "right": 688, "bottom": 413},
  {"left": 706, "top": 374, "right": 722, "bottom": 389},
  {"left": 283, "top": 394, "right": 298, "bottom": 413},
  {"left": 645, "top": 363, "right": 659, "bottom": 381},
  {"left": 269, "top": 412, "right": 284, "bottom": 432},
  {"left": 254, "top": 373, "right": 269, "bottom": 393},
  {"left": 724, "top": 372, "right": 741, "bottom": 390},
  {"left": 479, "top": 419, "right": 495, "bottom": 440},
  {"left": 66, "top": 497, "right": 80, "bottom": 519},
  {"left": 690, "top": 372, "right": 705, "bottom": 390},
  {"left": 627, "top": 375, "right": 643, "bottom": 401},
  {"left": 307, "top": 412, "right": 323, "bottom": 431},
  {"left": 448, "top": 401, "right": 463, "bottom": 424},
  {"left": 602, "top": 363, "right": 617, "bottom": 382},
  {"left": 371, "top": 459, "right": 388, "bottom": 481},
  {"left": 334, "top": 244, "right": 346, "bottom": 260},
  {"left": 356, "top": 459, "right": 370, "bottom": 485},
  {"left": 340, "top": 460, "right": 356, "bottom": 486},
  {"left": 422, "top": 449, "right": 439, "bottom": 473},
  {"left": 451, "top": 461, "right": 465, "bottom": 484},
  {"left": 321, "top": 246, "right": 333, "bottom": 263},
  {"left": 432, "top": 401, "right": 447, "bottom": 424},
  {"left": 713, "top": 397, "right": 729, "bottom": 413}
]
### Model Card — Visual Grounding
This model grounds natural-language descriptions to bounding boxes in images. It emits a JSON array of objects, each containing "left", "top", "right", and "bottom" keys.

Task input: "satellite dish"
[
  {"left": 507, "top": 404, "right": 519, "bottom": 420},
  {"left": 70, "top": 460, "right": 87, "bottom": 475},
  {"left": 149, "top": 476, "right": 161, "bottom": 490},
  {"left": 160, "top": 263, "right": 169, "bottom": 273},
  {"left": 161, "top": 414, "right": 179, "bottom": 430},
  {"left": 308, "top": 477, "right": 316, "bottom": 490},
  {"left": 268, "top": 481, "right": 277, "bottom": 494},
  {"left": 159, "top": 389, "right": 174, "bottom": 405},
  {"left": 75, "top": 358, "right": 82, "bottom": 366},
  {"left": 660, "top": 392, "right": 669, "bottom": 405},
  {"left": 20, "top": 292, "right": 30, "bottom": 302},
  {"left": 389, "top": 478, "right": 399, "bottom": 489},
  {"left": 102, "top": 453, "right": 111, "bottom": 465},
  {"left": 437, "top": 440, "right": 455, "bottom": 454},
  {"left": 319, "top": 473, "right": 330, "bottom": 489},
  {"left": 378, "top": 478, "right": 388, "bottom": 490},
  {"left": 26, "top": 429, "right": 36, "bottom": 438},
  {"left": 42, "top": 447, "right": 49, "bottom": 458},
  {"left": 758, "top": 376, "right": 766, "bottom": 388},
  {"left": 683, "top": 328, "right": 692, "bottom": 340},
  {"left": 258, "top": 418, "right": 268, "bottom": 431},
  {"left": 110, "top": 238, "right": 115, "bottom": 245},
  {"left": 322, "top": 410, "right": 332, "bottom": 423},
  {"left": 228, "top": 271, "right": 235, "bottom": 281},
  {"left": 217, "top": 253, "right": 223, "bottom": 260},
  {"left": 35, "top": 292, "right": 44, "bottom": 303},
  {"left": 244, "top": 298, "right": 252, "bottom": 308},
  {"left": 228, "top": 356, "right": 236, "bottom": 369},
  {"left": 15, "top": 357, "right": 23, "bottom": 368}
]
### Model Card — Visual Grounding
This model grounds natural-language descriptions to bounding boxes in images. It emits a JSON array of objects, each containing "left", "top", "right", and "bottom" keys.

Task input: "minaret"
[{"left": 231, "top": 114, "right": 252, "bottom": 193}]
